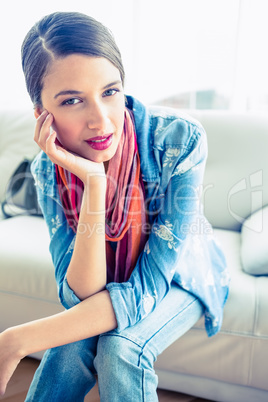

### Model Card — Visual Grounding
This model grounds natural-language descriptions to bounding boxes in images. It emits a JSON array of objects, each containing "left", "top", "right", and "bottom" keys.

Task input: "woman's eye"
[
  {"left": 62, "top": 98, "right": 81, "bottom": 105},
  {"left": 103, "top": 88, "right": 119, "bottom": 97}
]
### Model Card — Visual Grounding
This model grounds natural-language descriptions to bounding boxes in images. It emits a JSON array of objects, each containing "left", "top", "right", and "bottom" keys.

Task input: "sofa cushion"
[
  {"left": 156, "top": 228, "right": 268, "bottom": 392},
  {"left": 0, "top": 110, "right": 38, "bottom": 203},
  {"left": 240, "top": 206, "right": 268, "bottom": 275},
  {"left": 0, "top": 216, "right": 59, "bottom": 303},
  {"left": 194, "top": 228, "right": 268, "bottom": 336},
  {"left": 190, "top": 111, "right": 268, "bottom": 232},
  {"left": 0, "top": 215, "right": 64, "bottom": 359}
]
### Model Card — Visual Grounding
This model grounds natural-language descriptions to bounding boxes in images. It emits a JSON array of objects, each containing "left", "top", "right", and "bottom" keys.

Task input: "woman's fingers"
[
  {"left": 34, "top": 111, "right": 53, "bottom": 150},
  {"left": 34, "top": 113, "right": 77, "bottom": 170},
  {"left": 34, "top": 110, "right": 47, "bottom": 144},
  {"left": 34, "top": 112, "right": 70, "bottom": 168},
  {"left": 45, "top": 131, "right": 69, "bottom": 165},
  {"left": 33, "top": 111, "right": 105, "bottom": 183}
]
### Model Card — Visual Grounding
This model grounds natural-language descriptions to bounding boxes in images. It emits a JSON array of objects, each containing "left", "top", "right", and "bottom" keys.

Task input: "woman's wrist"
[
  {"left": 83, "top": 171, "right": 106, "bottom": 190},
  {"left": 81, "top": 175, "right": 106, "bottom": 215},
  {"left": 3, "top": 291, "right": 117, "bottom": 358},
  {"left": 2, "top": 327, "right": 27, "bottom": 361}
]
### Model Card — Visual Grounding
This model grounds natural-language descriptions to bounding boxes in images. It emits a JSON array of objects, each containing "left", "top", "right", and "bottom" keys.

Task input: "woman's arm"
[
  {"left": 66, "top": 176, "right": 107, "bottom": 300},
  {"left": 0, "top": 113, "right": 114, "bottom": 395},
  {"left": 0, "top": 290, "right": 117, "bottom": 396},
  {"left": 35, "top": 111, "right": 107, "bottom": 300}
]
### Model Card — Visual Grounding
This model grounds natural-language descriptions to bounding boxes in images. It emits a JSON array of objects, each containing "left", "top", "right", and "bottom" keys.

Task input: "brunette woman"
[{"left": 0, "top": 11, "right": 229, "bottom": 401}]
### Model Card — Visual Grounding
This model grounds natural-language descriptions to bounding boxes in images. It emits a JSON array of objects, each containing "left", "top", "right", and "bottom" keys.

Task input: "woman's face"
[{"left": 37, "top": 55, "right": 125, "bottom": 164}]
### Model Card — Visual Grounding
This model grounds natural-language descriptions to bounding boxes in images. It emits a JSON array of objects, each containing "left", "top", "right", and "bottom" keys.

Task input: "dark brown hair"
[{"left": 21, "top": 11, "right": 125, "bottom": 106}]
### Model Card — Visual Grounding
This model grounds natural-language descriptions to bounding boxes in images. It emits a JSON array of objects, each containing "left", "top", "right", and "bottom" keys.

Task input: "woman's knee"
[
  {"left": 94, "top": 333, "right": 158, "bottom": 399},
  {"left": 95, "top": 334, "right": 141, "bottom": 369},
  {"left": 95, "top": 333, "right": 155, "bottom": 375}
]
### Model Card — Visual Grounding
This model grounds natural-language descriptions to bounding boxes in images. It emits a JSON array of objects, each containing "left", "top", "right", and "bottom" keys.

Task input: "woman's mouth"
[{"left": 86, "top": 134, "right": 113, "bottom": 151}]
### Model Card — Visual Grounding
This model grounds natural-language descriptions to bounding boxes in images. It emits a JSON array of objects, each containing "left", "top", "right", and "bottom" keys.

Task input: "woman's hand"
[
  {"left": 34, "top": 110, "right": 105, "bottom": 184},
  {"left": 0, "top": 330, "right": 25, "bottom": 396}
]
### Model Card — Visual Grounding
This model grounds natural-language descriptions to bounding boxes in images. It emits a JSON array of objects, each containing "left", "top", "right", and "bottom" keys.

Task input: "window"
[{"left": 0, "top": 0, "right": 267, "bottom": 112}]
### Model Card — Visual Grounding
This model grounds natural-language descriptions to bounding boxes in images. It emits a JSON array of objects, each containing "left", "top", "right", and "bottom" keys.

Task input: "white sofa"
[{"left": 0, "top": 108, "right": 267, "bottom": 402}]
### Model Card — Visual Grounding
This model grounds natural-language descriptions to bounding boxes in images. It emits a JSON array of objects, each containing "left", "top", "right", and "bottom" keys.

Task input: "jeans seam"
[
  {"left": 99, "top": 333, "right": 143, "bottom": 350},
  {"left": 137, "top": 297, "right": 201, "bottom": 366},
  {"left": 143, "top": 297, "right": 199, "bottom": 348},
  {"left": 102, "top": 296, "right": 200, "bottom": 366},
  {"left": 142, "top": 368, "right": 145, "bottom": 402}
]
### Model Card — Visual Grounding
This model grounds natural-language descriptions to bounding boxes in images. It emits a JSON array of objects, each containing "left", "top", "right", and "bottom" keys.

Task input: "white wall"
[
  {"left": 0, "top": 0, "right": 135, "bottom": 110},
  {"left": 0, "top": 0, "right": 267, "bottom": 111}
]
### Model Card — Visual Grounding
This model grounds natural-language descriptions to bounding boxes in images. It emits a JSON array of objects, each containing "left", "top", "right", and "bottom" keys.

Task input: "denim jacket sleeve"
[
  {"left": 31, "top": 153, "right": 81, "bottom": 309},
  {"left": 106, "top": 117, "right": 229, "bottom": 337}
]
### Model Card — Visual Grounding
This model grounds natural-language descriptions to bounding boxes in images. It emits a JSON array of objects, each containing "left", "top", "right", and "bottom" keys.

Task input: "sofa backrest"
[
  {"left": 0, "top": 109, "right": 267, "bottom": 232},
  {"left": 0, "top": 109, "right": 38, "bottom": 203},
  {"left": 190, "top": 110, "right": 268, "bottom": 231}
]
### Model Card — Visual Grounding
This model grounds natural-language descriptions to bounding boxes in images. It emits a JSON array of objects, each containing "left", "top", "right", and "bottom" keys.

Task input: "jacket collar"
[{"left": 127, "top": 96, "right": 159, "bottom": 182}]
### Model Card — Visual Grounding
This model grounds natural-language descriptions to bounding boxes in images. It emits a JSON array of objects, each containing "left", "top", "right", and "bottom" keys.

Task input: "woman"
[{"left": 0, "top": 11, "right": 229, "bottom": 401}]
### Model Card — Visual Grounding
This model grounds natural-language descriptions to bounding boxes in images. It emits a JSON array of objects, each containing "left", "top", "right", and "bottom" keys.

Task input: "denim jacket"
[{"left": 31, "top": 96, "right": 229, "bottom": 337}]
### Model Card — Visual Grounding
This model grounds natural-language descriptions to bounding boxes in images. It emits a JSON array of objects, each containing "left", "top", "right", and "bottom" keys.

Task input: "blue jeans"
[{"left": 25, "top": 285, "right": 204, "bottom": 401}]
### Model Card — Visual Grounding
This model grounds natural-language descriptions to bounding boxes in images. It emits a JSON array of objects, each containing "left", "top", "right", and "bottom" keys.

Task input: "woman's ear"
[{"left": 34, "top": 106, "right": 43, "bottom": 120}]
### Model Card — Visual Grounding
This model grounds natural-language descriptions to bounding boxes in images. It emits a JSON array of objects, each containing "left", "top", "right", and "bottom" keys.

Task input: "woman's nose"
[{"left": 86, "top": 102, "right": 109, "bottom": 132}]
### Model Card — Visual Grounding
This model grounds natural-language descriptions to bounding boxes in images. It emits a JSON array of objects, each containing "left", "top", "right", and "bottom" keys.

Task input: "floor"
[{"left": 0, "top": 357, "right": 213, "bottom": 402}]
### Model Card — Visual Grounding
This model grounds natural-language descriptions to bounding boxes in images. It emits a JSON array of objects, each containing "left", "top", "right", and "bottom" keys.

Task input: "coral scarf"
[{"left": 55, "top": 109, "right": 147, "bottom": 283}]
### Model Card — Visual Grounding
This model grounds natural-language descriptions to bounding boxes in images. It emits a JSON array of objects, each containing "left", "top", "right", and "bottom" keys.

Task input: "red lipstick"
[{"left": 87, "top": 134, "right": 113, "bottom": 151}]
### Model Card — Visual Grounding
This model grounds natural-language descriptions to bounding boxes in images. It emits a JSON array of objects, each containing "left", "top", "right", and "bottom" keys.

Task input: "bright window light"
[{"left": 0, "top": 0, "right": 267, "bottom": 112}]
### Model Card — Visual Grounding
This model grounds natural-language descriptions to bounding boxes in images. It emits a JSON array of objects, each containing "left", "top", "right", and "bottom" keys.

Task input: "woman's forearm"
[
  {"left": 8, "top": 290, "right": 117, "bottom": 359},
  {"left": 0, "top": 290, "right": 117, "bottom": 396},
  {"left": 66, "top": 176, "right": 107, "bottom": 300}
]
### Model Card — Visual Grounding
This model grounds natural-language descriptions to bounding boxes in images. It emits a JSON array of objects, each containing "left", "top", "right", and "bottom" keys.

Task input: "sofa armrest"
[{"left": 241, "top": 206, "right": 268, "bottom": 275}]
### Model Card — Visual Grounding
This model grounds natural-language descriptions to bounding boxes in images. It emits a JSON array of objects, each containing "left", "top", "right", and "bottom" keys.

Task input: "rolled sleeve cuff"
[
  {"left": 106, "top": 282, "right": 138, "bottom": 333},
  {"left": 61, "top": 276, "right": 82, "bottom": 309}
]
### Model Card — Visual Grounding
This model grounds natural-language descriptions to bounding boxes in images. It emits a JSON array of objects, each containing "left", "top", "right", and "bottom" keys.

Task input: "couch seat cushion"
[
  {"left": 0, "top": 215, "right": 59, "bottom": 303},
  {"left": 156, "top": 228, "right": 268, "bottom": 392}
]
